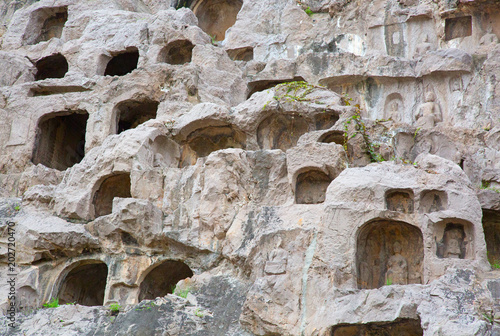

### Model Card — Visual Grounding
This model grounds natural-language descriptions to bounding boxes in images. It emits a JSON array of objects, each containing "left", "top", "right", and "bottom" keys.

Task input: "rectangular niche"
[
  {"left": 32, "top": 111, "right": 88, "bottom": 170},
  {"left": 445, "top": 16, "right": 472, "bottom": 41},
  {"left": 331, "top": 318, "right": 423, "bottom": 336},
  {"left": 434, "top": 220, "right": 473, "bottom": 259}
]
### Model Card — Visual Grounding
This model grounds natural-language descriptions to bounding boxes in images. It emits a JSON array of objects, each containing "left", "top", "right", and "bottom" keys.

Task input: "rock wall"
[{"left": 1, "top": 0, "right": 500, "bottom": 335}]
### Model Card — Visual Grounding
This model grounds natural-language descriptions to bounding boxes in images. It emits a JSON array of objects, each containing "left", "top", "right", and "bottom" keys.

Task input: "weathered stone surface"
[{"left": 1, "top": 0, "right": 500, "bottom": 335}]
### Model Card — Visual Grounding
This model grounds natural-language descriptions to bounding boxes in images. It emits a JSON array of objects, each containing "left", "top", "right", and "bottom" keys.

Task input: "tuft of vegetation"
[
  {"left": 43, "top": 298, "right": 60, "bottom": 308},
  {"left": 109, "top": 303, "right": 121, "bottom": 312},
  {"left": 481, "top": 180, "right": 500, "bottom": 193},
  {"left": 305, "top": 7, "right": 314, "bottom": 16},
  {"left": 263, "top": 81, "right": 324, "bottom": 110},
  {"left": 385, "top": 278, "right": 393, "bottom": 286},
  {"left": 342, "top": 93, "right": 385, "bottom": 163},
  {"left": 194, "top": 308, "right": 204, "bottom": 318},
  {"left": 14, "top": 204, "right": 21, "bottom": 211}
]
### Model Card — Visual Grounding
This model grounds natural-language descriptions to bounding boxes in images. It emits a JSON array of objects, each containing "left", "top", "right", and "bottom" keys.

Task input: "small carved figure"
[
  {"left": 265, "top": 240, "right": 288, "bottom": 275},
  {"left": 415, "top": 35, "right": 433, "bottom": 57},
  {"left": 385, "top": 241, "right": 408, "bottom": 285},
  {"left": 415, "top": 91, "right": 442, "bottom": 128},
  {"left": 444, "top": 228, "right": 464, "bottom": 259},
  {"left": 479, "top": 30, "right": 499, "bottom": 46}
]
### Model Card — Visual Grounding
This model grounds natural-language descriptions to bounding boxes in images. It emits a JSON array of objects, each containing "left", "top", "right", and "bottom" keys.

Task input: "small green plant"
[
  {"left": 209, "top": 34, "right": 217, "bottom": 45},
  {"left": 14, "top": 204, "right": 20, "bottom": 211},
  {"left": 135, "top": 301, "right": 156, "bottom": 311},
  {"left": 413, "top": 127, "right": 421, "bottom": 140},
  {"left": 43, "top": 297, "right": 59, "bottom": 308},
  {"left": 65, "top": 302, "right": 76, "bottom": 305},
  {"left": 109, "top": 303, "right": 121, "bottom": 312},
  {"left": 305, "top": 7, "right": 314, "bottom": 16},
  {"left": 342, "top": 93, "right": 385, "bottom": 163},
  {"left": 481, "top": 180, "right": 500, "bottom": 193},
  {"left": 177, "top": 288, "right": 190, "bottom": 299},
  {"left": 194, "top": 308, "right": 204, "bottom": 318},
  {"left": 385, "top": 278, "right": 393, "bottom": 286}
]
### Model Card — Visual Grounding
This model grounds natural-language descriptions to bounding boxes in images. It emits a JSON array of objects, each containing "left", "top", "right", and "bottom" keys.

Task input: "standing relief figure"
[
  {"left": 385, "top": 241, "right": 408, "bottom": 285},
  {"left": 415, "top": 91, "right": 442, "bottom": 128}
]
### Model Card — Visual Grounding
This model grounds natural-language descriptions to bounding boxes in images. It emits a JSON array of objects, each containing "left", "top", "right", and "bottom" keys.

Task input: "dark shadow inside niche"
[
  {"left": 115, "top": 99, "right": 159, "bottom": 134},
  {"left": 32, "top": 111, "right": 88, "bottom": 171},
  {"left": 32, "top": 6, "right": 68, "bottom": 44},
  {"left": 385, "top": 190, "right": 414, "bottom": 214},
  {"left": 192, "top": 0, "right": 243, "bottom": 41},
  {"left": 435, "top": 222, "right": 468, "bottom": 259},
  {"left": 314, "top": 113, "right": 339, "bottom": 130},
  {"left": 159, "top": 40, "right": 194, "bottom": 65},
  {"left": 179, "top": 123, "right": 246, "bottom": 167},
  {"left": 139, "top": 260, "right": 193, "bottom": 301},
  {"left": 29, "top": 86, "right": 90, "bottom": 96},
  {"left": 121, "top": 231, "right": 138, "bottom": 246},
  {"left": 35, "top": 53, "right": 68, "bottom": 80},
  {"left": 483, "top": 210, "right": 500, "bottom": 267},
  {"left": 357, "top": 220, "right": 423, "bottom": 289},
  {"left": 93, "top": 173, "right": 132, "bottom": 218},
  {"left": 295, "top": 170, "right": 332, "bottom": 204},
  {"left": 247, "top": 77, "right": 305, "bottom": 99},
  {"left": 419, "top": 190, "right": 447, "bottom": 213},
  {"left": 58, "top": 262, "right": 108, "bottom": 306},
  {"left": 257, "top": 113, "right": 310, "bottom": 152},
  {"left": 104, "top": 49, "right": 139, "bottom": 76},
  {"left": 318, "top": 130, "right": 345, "bottom": 145},
  {"left": 445, "top": 16, "right": 472, "bottom": 41},
  {"left": 330, "top": 318, "right": 423, "bottom": 336},
  {"left": 227, "top": 47, "right": 254, "bottom": 61}
]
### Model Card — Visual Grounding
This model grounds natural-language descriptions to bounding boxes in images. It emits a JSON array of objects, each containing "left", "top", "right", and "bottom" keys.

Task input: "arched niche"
[
  {"left": 314, "top": 112, "right": 339, "bottom": 130},
  {"left": 192, "top": 0, "right": 243, "bottom": 41},
  {"left": 257, "top": 113, "right": 310, "bottom": 152},
  {"left": 159, "top": 40, "right": 194, "bottom": 65},
  {"left": 32, "top": 110, "right": 88, "bottom": 171},
  {"left": 104, "top": 48, "right": 139, "bottom": 76},
  {"left": 179, "top": 122, "right": 246, "bottom": 167},
  {"left": 114, "top": 99, "right": 159, "bottom": 134},
  {"left": 331, "top": 318, "right": 423, "bottom": 336},
  {"left": 356, "top": 220, "right": 423, "bottom": 289},
  {"left": 384, "top": 92, "right": 404, "bottom": 121},
  {"left": 318, "top": 130, "right": 345, "bottom": 145},
  {"left": 295, "top": 169, "right": 332, "bottom": 204},
  {"left": 25, "top": 6, "right": 68, "bottom": 45},
  {"left": 58, "top": 261, "right": 108, "bottom": 306},
  {"left": 434, "top": 220, "right": 473, "bottom": 259},
  {"left": 92, "top": 173, "right": 132, "bottom": 218},
  {"left": 483, "top": 210, "right": 500, "bottom": 267},
  {"left": 138, "top": 260, "right": 193, "bottom": 301},
  {"left": 35, "top": 53, "right": 68, "bottom": 80},
  {"left": 385, "top": 189, "right": 414, "bottom": 214},
  {"left": 419, "top": 190, "right": 447, "bottom": 213},
  {"left": 445, "top": 16, "right": 472, "bottom": 41}
]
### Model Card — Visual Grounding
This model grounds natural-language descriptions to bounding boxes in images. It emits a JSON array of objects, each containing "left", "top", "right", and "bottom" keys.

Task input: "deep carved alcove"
[
  {"left": 483, "top": 210, "right": 500, "bottom": 266},
  {"left": 357, "top": 220, "right": 423, "bottom": 289},
  {"left": 58, "top": 262, "right": 108, "bottom": 306},
  {"left": 192, "top": 0, "right": 243, "bottom": 41},
  {"left": 319, "top": 131, "right": 345, "bottom": 145},
  {"left": 420, "top": 190, "right": 447, "bottom": 213},
  {"left": 247, "top": 77, "right": 306, "bottom": 98},
  {"left": 35, "top": 53, "right": 68, "bottom": 81},
  {"left": 445, "top": 16, "right": 472, "bottom": 41},
  {"left": 314, "top": 113, "right": 339, "bottom": 130},
  {"left": 104, "top": 49, "right": 139, "bottom": 76},
  {"left": 179, "top": 123, "right": 246, "bottom": 167},
  {"left": 138, "top": 260, "right": 193, "bottom": 301},
  {"left": 32, "top": 111, "right": 88, "bottom": 171},
  {"left": 93, "top": 173, "right": 132, "bottom": 218},
  {"left": 26, "top": 7, "right": 68, "bottom": 45},
  {"left": 227, "top": 47, "right": 254, "bottom": 61},
  {"left": 257, "top": 113, "right": 310, "bottom": 151},
  {"left": 114, "top": 99, "right": 159, "bottom": 134},
  {"left": 295, "top": 169, "right": 332, "bottom": 204},
  {"left": 434, "top": 220, "right": 472, "bottom": 259},
  {"left": 385, "top": 190, "right": 414, "bottom": 213},
  {"left": 331, "top": 318, "right": 423, "bottom": 336},
  {"left": 159, "top": 40, "right": 194, "bottom": 65}
]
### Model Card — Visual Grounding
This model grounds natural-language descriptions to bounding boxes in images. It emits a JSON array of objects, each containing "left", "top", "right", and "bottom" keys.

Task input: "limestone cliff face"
[{"left": 0, "top": 0, "right": 500, "bottom": 335}]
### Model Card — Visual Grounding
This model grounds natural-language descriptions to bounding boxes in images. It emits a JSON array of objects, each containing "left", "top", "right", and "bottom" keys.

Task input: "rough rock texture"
[{"left": 1, "top": 0, "right": 500, "bottom": 335}]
